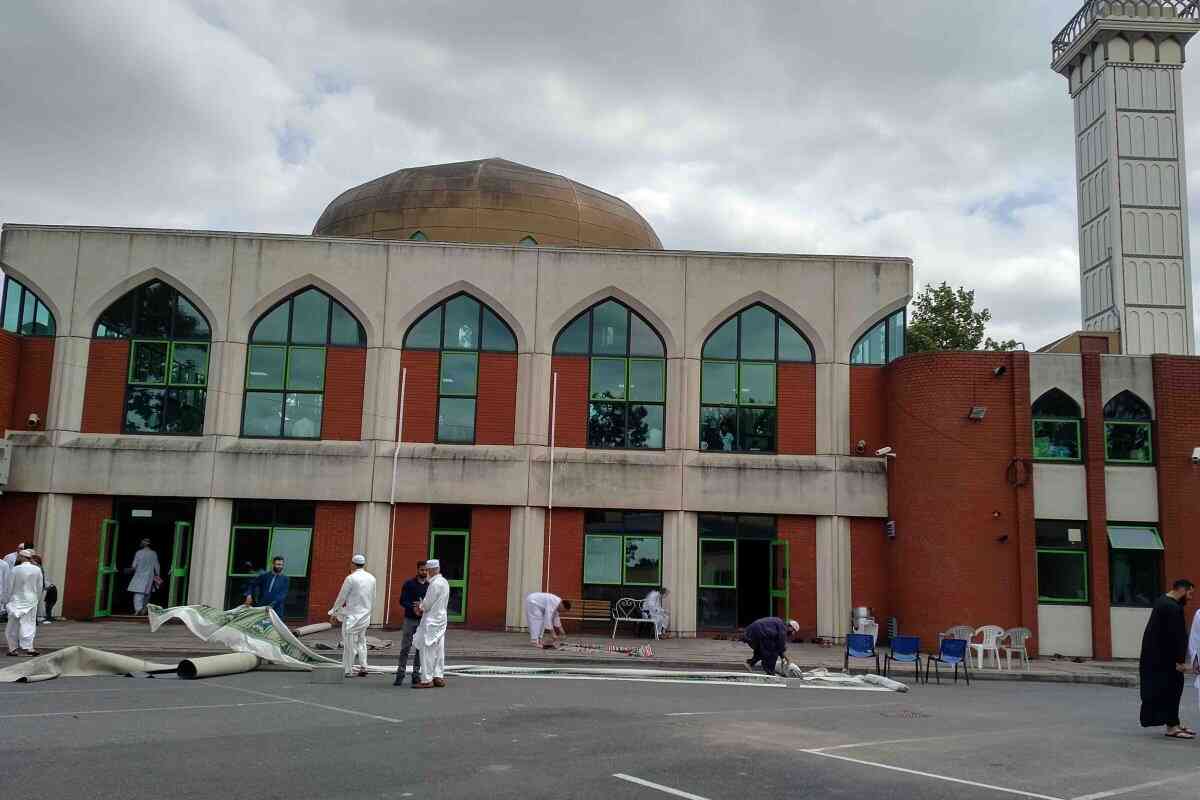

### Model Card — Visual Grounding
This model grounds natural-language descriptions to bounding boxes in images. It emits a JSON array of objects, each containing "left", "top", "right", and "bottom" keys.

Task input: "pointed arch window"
[
  {"left": 700, "top": 304, "right": 812, "bottom": 453},
  {"left": 1, "top": 275, "right": 55, "bottom": 336},
  {"left": 519, "top": 236, "right": 538, "bottom": 247},
  {"left": 404, "top": 292, "right": 517, "bottom": 443},
  {"left": 851, "top": 309, "right": 905, "bottom": 364},
  {"left": 93, "top": 280, "right": 210, "bottom": 434},
  {"left": 409, "top": 231, "right": 428, "bottom": 241},
  {"left": 554, "top": 299, "right": 666, "bottom": 449},
  {"left": 1032, "top": 389, "right": 1082, "bottom": 462},
  {"left": 1104, "top": 390, "right": 1152, "bottom": 464},
  {"left": 241, "top": 287, "right": 365, "bottom": 439}
]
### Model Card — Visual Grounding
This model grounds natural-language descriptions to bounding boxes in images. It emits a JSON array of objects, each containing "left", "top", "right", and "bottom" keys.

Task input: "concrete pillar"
[
  {"left": 816, "top": 515, "right": 851, "bottom": 640},
  {"left": 35, "top": 493, "right": 72, "bottom": 594},
  {"left": 358, "top": 502, "right": 392, "bottom": 624},
  {"left": 815, "top": 362, "right": 842, "bottom": 455},
  {"left": 683, "top": 358, "right": 701, "bottom": 451},
  {"left": 517, "top": 352, "right": 551, "bottom": 446},
  {"left": 505, "top": 505, "right": 545, "bottom": 629},
  {"left": 201, "top": 340, "right": 226, "bottom": 436},
  {"left": 48, "top": 336, "right": 89, "bottom": 432},
  {"left": 366, "top": 347, "right": 401, "bottom": 443},
  {"left": 189, "top": 498, "right": 232, "bottom": 607},
  {"left": 213, "top": 341, "right": 246, "bottom": 437},
  {"left": 663, "top": 510, "right": 697, "bottom": 637},
  {"left": 663, "top": 356, "right": 686, "bottom": 451}
]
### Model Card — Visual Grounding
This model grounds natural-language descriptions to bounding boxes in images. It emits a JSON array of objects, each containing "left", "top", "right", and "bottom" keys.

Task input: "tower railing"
[{"left": 1052, "top": 0, "right": 1200, "bottom": 63}]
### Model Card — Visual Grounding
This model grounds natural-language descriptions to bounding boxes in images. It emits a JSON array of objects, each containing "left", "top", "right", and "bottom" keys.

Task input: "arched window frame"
[
  {"left": 92, "top": 280, "right": 211, "bottom": 435},
  {"left": 409, "top": 231, "right": 428, "bottom": 241},
  {"left": 519, "top": 236, "right": 538, "bottom": 247},
  {"left": 851, "top": 308, "right": 906, "bottom": 365},
  {"left": 1103, "top": 390, "right": 1153, "bottom": 465},
  {"left": 1, "top": 275, "right": 56, "bottom": 336},
  {"left": 1032, "top": 389, "right": 1083, "bottom": 462},
  {"left": 403, "top": 292, "right": 517, "bottom": 444},
  {"left": 553, "top": 298, "right": 667, "bottom": 450},
  {"left": 699, "top": 303, "right": 813, "bottom": 454},
  {"left": 241, "top": 287, "right": 366, "bottom": 440}
]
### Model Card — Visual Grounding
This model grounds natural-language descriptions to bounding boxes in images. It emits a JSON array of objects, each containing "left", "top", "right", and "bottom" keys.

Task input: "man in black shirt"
[{"left": 393, "top": 560, "right": 429, "bottom": 687}]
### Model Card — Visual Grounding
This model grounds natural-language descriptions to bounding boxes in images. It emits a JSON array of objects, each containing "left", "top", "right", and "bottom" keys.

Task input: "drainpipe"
[
  {"left": 385, "top": 367, "right": 407, "bottom": 626},
  {"left": 545, "top": 372, "right": 557, "bottom": 592}
]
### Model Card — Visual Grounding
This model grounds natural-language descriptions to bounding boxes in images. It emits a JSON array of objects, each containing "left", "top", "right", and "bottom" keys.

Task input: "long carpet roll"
[{"left": 177, "top": 653, "right": 260, "bottom": 679}]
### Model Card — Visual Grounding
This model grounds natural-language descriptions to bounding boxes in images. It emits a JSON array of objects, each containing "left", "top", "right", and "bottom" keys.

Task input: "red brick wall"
[
  {"left": 476, "top": 353, "right": 518, "bottom": 445},
  {"left": 549, "top": 356, "right": 588, "bottom": 448},
  {"left": 321, "top": 346, "right": 366, "bottom": 440},
  {"left": 885, "top": 352, "right": 1029, "bottom": 649},
  {"left": 850, "top": 366, "right": 888, "bottom": 454},
  {"left": 777, "top": 363, "right": 816, "bottom": 455},
  {"left": 387, "top": 504, "right": 430, "bottom": 626},
  {"left": 81, "top": 339, "right": 130, "bottom": 434},
  {"left": 63, "top": 495, "right": 113, "bottom": 619},
  {"left": 850, "top": 517, "right": 891, "bottom": 632},
  {"left": 1081, "top": 353, "right": 1112, "bottom": 659},
  {"left": 778, "top": 515, "right": 817, "bottom": 639},
  {"left": 544, "top": 508, "right": 584, "bottom": 607},
  {"left": 399, "top": 350, "right": 439, "bottom": 443},
  {"left": 307, "top": 502, "right": 357, "bottom": 624},
  {"left": 468, "top": 506, "right": 511, "bottom": 629},
  {"left": 1153, "top": 356, "right": 1200, "bottom": 590},
  {"left": 0, "top": 492, "right": 39, "bottom": 556},
  {"left": 13, "top": 337, "right": 55, "bottom": 431},
  {"left": 0, "top": 331, "right": 19, "bottom": 430}
]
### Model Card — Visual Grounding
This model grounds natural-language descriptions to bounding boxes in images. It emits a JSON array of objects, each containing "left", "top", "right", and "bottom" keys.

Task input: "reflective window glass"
[
  {"left": 1, "top": 284, "right": 21, "bottom": 332},
  {"left": 130, "top": 341, "right": 169, "bottom": 384},
  {"left": 440, "top": 352, "right": 477, "bottom": 396},
  {"left": 164, "top": 389, "right": 206, "bottom": 434},
  {"left": 96, "top": 291, "right": 136, "bottom": 338},
  {"left": 31, "top": 301, "right": 54, "bottom": 336},
  {"left": 588, "top": 403, "right": 626, "bottom": 448},
  {"left": 628, "top": 404, "right": 664, "bottom": 449},
  {"left": 703, "top": 318, "right": 737, "bottom": 360},
  {"left": 699, "top": 406, "right": 737, "bottom": 452},
  {"left": 286, "top": 347, "right": 326, "bottom": 391},
  {"left": 290, "top": 290, "right": 330, "bottom": 344},
  {"left": 1104, "top": 390, "right": 1151, "bottom": 421},
  {"left": 739, "top": 305, "right": 775, "bottom": 360},
  {"left": 1033, "top": 419, "right": 1080, "bottom": 461},
  {"left": 252, "top": 303, "right": 290, "bottom": 344},
  {"left": 699, "top": 539, "right": 736, "bottom": 587},
  {"left": 124, "top": 387, "right": 165, "bottom": 432},
  {"left": 701, "top": 361, "right": 737, "bottom": 405},
  {"left": 584, "top": 535, "right": 623, "bottom": 584},
  {"left": 482, "top": 308, "right": 517, "bottom": 351},
  {"left": 330, "top": 302, "right": 364, "bottom": 346},
  {"left": 437, "top": 397, "right": 475, "bottom": 443},
  {"left": 590, "top": 358, "right": 627, "bottom": 401},
  {"left": 777, "top": 319, "right": 812, "bottom": 361},
  {"left": 283, "top": 393, "right": 322, "bottom": 438},
  {"left": 170, "top": 343, "right": 209, "bottom": 386},
  {"left": 134, "top": 281, "right": 173, "bottom": 338},
  {"left": 1105, "top": 422, "right": 1152, "bottom": 463},
  {"left": 629, "top": 313, "right": 664, "bottom": 357},
  {"left": 405, "top": 307, "right": 442, "bottom": 349},
  {"left": 1033, "top": 390, "right": 1081, "bottom": 419},
  {"left": 739, "top": 362, "right": 776, "bottom": 406},
  {"left": 243, "top": 392, "right": 284, "bottom": 437},
  {"left": 624, "top": 537, "right": 661, "bottom": 585},
  {"left": 246, "top": 346, "right": 286, "bottom": 390},
  {"left": 554, "top": 314, "right": 589, "bottom": 354},
  {"left": 591, "top": 301, "right": 628, "bottom": 355},
  {"left": 887, "top": 311, "right": 905, "bottom": 361},
  {"left": 628, "top": 359, "right": 664, "bottom": 402},
  {"left": 175, "top": 295, "right": 210, "bottom": 339},
  {"left": 738, "top": 407, "right": 776, "bottom": 451},
  {"left": 443, "top": 294, "right": 481, "bottom": 350}
]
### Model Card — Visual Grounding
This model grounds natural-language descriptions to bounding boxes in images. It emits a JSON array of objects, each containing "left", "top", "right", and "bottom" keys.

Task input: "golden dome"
[{"left": 312, "top": 158, "right": 662, "bottom": 250}]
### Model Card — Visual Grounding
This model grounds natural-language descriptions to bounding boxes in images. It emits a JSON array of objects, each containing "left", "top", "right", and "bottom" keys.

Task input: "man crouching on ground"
[{"left": 742, "top": 616, "right": 800, "bottom": 676}]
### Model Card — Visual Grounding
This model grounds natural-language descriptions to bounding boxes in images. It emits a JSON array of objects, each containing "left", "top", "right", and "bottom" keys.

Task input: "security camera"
[
  {"left": 875, "top": 446, "right": 893, "bottom": 457},
  {"left": 1192, "top": 447, "right": 1200, "bottom": 465},
  {"left": 855, "top": 440, "right": 866, "bottom": 454},
  {"left": 26, "top": 413, "right": 40, "bottom": 429}
]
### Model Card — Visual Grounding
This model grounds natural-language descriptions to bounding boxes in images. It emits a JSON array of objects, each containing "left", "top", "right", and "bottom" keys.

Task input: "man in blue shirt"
[
  {"left": 393, "top": 560, "right": 429, "bottom": 687},
  {"left": 243, "top": 556, "right": 290, "bottom": 617}
]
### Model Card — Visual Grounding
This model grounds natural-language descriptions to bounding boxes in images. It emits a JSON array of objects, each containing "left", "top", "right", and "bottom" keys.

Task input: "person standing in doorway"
[
  {"left": 125, "top": 538, "right": 160, "bottom": 616},
  {"left": 6, "top": 550, "right": 43, "bottom": 656},
  {"left": 414, "top": 559, "right": 449, "bottom": 688},
  {"left": 1140, "top": 579, "right": 1195, "bottom": 739},
  {"left": 243, "top": 556, "right": 290, "bottom": 617},
  {"left": 329, "top": 554, "right": 376, "bottom": 678},
  {"left": 741, "top": 616, "right": 800, "bottom": 676},
  {"left": 393, "top": 560, "right": 428, "bottom": 687},
  {"left": 524, "top": 592, "right": 571, "bottom": 648}
]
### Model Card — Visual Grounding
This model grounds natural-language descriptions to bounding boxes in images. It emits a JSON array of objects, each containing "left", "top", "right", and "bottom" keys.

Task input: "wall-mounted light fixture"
[
  {"left": 967, "top": 406, "right": 987, "bottom": 421},
  {"left": 992, "top": 365, "right": 1007, "bottom": 378}
]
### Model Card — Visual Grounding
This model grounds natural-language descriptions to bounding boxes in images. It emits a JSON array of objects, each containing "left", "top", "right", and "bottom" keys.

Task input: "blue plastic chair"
[
  {"left": 844, "top": 633, "right": 880, "bottom": 674},
  {"left": 884, "top": 635, "right": 922, "bottom": 684},
  {"left": 926, "top": 637, "right": 971, "bottom": 685}
]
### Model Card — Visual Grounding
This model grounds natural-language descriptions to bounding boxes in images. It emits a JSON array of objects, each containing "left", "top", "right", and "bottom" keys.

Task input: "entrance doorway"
[
  {"left": 697, "top": 514, "right": 788, "bottom": 631},
  {"left": 94, "top": 498, "right": 196, "bottom": 618}
]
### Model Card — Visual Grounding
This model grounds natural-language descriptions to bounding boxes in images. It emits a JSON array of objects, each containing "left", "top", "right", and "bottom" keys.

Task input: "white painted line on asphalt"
[
  {"left": 212, "top": 682, "right": 404, "bottom": 724},
  {"left": 666, "top": 701, "right": 905, "bottom": 716},
  {"left": 453, "top": 674, "right": 782, "bottom": 688},
  {"left": 1072, "top": 769, "right": 1200, "bottom": 800},
  {"left": 807, "top": 724, "right": 1067, "bottom": 752},
  {"left": 0, "top": 700, "right": 290, "bottom": 720},
  {"left": 612, "top": 773, "right": 714, "bottom": 800},
  {"left": 801, "top": 751, "right": 1065, "bottom": 800}
]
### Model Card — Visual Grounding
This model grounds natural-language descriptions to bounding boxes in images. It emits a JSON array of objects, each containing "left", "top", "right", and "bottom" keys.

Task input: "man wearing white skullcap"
[
  {"left": 6, "top": 550, "right": 43, "bottom": 656},
  {"left": 741, "top": 616, "right": 801, "bottom": 676},
  {"left": 414, "top": 559, "right": 450, "bottom": 688},
  {"left": 329, "top": 554, "right": 376, "bottom": 677}
]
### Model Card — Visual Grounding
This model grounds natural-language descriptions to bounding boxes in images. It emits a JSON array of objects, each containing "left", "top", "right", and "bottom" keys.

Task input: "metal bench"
[
  {"left": 611, "top": 597, "right": 657, "bottom": 639},
  {"left": 556, "top": 599, "right": 611, "bottom": 624}
]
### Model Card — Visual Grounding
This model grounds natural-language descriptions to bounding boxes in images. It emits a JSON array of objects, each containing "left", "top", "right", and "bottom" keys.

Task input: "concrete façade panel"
[
  {"left": 834, "top": 457, "right": 889, "bottom": 518},
  {"left": 6, "top": 434, "right": 53, "bottom": 492},
  {"left": 47, "top": 335, "right": 90, "bottom": 432},
  {"left": 1038, "top": 604, "right": 1093, "bottom": 658},
  {"left": 212, "top": 439, "right": 373, "bottom": 501},
  {"left": 190, "top": 498, "right": 232, "bottom": 608},
  {"left": 373, "top": 444, "right": 529, "bottom": 507},
  {"left": 506, "top": 505, "right": 545, "bottom": 630},
  {"left": 1030, "top": 353, "right": 1085, "bottom": 412},
  {"left": 365, "top": 347, "right": 401, "bottom": 443},
  {"left": 49, "top": 434, "right": 217, "bottom": 497},
  {"left": 835, "top": 258, "right": 912, "bottom": 364},
  {"left": 0, "top": 227, "right": 79, "bottom": 333},
  {"left": 212, "top": 340, "right": 247, "bottom": 438},
  {"left": 530, "top": 447, "right": 684, "bottom": 511},
  {"left": 1111, "top": 607, "right": 1152, "bottom": 659},
  {"left": 683, "top": 452, "right": 838, "bottom": 516},
  {"left": 1099, "top": 354, "right": 1156, "bottom": 411},
  {"left": 1105, "top": 466, "right": 1159, "bottom": 523},
  {"left": 1033, "top": 463, "right": 1088, "bottom": 520}
]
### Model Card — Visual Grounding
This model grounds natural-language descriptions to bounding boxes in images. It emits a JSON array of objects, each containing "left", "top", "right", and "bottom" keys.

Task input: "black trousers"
[
  {"left": 394, "top": 617, "right": 422, "bottom": 683},
  {"left": 44, "top": 585, "right": 58, "bottom": 619},
  {"left": 747, "top": 645, "right": 778, "bottom": 676},
  {"left": 1139, "top": 668, "right": 1184, "bottom": 728}
]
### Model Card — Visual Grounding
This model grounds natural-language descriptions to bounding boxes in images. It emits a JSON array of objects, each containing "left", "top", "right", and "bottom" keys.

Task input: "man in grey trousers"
[{"left": 393, "top": 560, "right": 428, "bottom": 686}]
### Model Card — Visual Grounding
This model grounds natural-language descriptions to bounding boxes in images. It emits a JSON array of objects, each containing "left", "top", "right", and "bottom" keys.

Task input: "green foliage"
[{"left": 906, "top": 282, "right": 1018, "bottom": 353}]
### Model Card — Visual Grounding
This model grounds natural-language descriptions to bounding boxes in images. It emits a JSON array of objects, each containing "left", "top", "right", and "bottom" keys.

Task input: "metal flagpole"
[
  {"left": 545, "top": 372, "right": 558, "bottom": 592},
  {"left": 385, "top": 367, "right": 407, "bottom": 626}
]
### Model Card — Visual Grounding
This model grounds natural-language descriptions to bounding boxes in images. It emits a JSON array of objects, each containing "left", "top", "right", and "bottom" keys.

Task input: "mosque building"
[{"left": 0, "top": 2, "right": 1198, "bottom": 659}]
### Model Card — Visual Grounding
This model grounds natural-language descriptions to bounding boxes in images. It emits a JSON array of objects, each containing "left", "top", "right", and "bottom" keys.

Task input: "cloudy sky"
[{"left": 1, "top": 0, "right": 1196, "bottom": 348}]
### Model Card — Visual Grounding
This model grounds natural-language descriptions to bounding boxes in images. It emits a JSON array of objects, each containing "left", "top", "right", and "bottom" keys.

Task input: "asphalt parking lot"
[{"left": 1, "top": 664, "right": 1197, "bottom": 800}]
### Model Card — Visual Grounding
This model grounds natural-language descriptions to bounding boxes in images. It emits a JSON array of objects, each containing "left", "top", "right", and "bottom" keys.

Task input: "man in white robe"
[
  {"left": 643, "top": 587, "right": 670, "bottom": 639},
  {"left": 329, "top": 554, "right": 376, "bottom": 677},
  {"left": 0, "top": 556, "right": 11, "bottom": 620},
  {"left": 524, "top": 591, "right": 570, "bottom": 648},
  {"left": 126, "top": 538, "right": 160, "bottom": 615},
  {"left": 6, "top": 550, "right": 43, "bottom": 656},
  {"left": 1188, "top": 607, "right": 1200, "bottom": 712},
  {"left": 3, "top": 543, "right": 30, "bottom": 569},
  {"left": 414, "top": 559, "right": 449, "bottom": 688}
]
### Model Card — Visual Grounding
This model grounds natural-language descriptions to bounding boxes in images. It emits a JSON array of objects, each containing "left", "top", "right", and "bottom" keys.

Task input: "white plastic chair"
[
  {"left": 857, "top": 619, "right": 880, "bottom": 645},
  {"left": 1001, "top": 627, "right": 1032, "bottom": 671},
  {"left": 969, "top": 625, "right": 1006, "bottom": 669},
  {"left": 939, "top": 625, "right": 974, "bottom": 646}
]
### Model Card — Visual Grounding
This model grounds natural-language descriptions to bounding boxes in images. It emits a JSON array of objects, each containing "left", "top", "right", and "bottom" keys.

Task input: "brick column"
[
  {"left": 777, "top": 363, "right": 816, "bottom": 454},
  {"left": 398, "top": 350, "right": 439, "bottom": 442},
  {"left": 1010, "top": 352, "right": 1039, "bottom": 656},
  {"left": 467, "top": 506, "right": 511, "bottom": 629},
  {"left": 63, "top": 495, "right": 114, "bottom": 620},
  {"left": 387, "top": 504, "right": 431, "bottom": 627},
  {"left": 81, "top": 339, "right": 129, "bottom": 434},
  {"left": 548, "top": 356, "right": 588, "bottom": 448},
  {"left": 777, "top": 515, "right": 817, "bottom": 639},
  {"left": 307, "top": 502, "right": 357, "bottom": 624},
  {"left": 1152, "top": 356, "right": 1200, "bottom": 584},
  {"left": 1081, "top": 353, "right": 1112, "bottom": 660}
]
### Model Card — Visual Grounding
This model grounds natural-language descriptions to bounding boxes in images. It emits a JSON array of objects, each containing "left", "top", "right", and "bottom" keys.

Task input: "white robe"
[
  {"left": 643, "top": 590, "right": 669, "bottom": 637},
  {"left": 329, "top": 568, "right": 376, "bottom": 675},
  {"left": 417, "top": 574, "right": 450, "bottom": 681},
  {"left": 1188, "top": 609, "right": 1200, "bottom": 698},
  {"left": 3, "top": 552, "right": 17, "bottom": 569},
  {"left": 127, "top": 548, "right": 160, "bottom": 595},
  {"left": 0, "top": 558, "right": 11, "bottom": 609},
  {"left": 524, "top": 592, "right": 562, "bottom": 641},
  {"left": 6, "top": 562, "right": 43, "bottom": 652}
]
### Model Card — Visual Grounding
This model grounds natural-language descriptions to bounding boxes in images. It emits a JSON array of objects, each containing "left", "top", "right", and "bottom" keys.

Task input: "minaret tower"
[{"left": 1052, "top": 1, "right": 1198, "bottom": 354}]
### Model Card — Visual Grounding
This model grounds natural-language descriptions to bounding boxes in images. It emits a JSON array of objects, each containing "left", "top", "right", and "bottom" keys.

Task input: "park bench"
[
  {"left": 556, "top": 599, "right": 611, "bottom": 625},
  {"left": 611, "top": 597, "right": 658, "bottom": 639}
]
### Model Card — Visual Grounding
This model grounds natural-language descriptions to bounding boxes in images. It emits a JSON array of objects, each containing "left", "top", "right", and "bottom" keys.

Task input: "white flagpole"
[
  {"left": 545, "top": 372, "right": 558, "bottom": 592},
  {"left": 385, "top": 367, "right": 407, "bottom": 626}
]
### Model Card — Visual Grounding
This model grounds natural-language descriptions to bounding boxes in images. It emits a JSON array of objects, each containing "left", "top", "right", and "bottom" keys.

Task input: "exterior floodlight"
[
  {"left": 968, "top": 406, "right": 987, "bottom": 421},
  {"left": 993, "top": 365, "right": 1006, "bottom": 378}
]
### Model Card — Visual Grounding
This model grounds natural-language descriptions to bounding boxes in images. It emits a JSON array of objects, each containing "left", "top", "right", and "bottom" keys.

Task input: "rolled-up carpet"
[{"left": 177, "top": 653, "right": 260, "bottom": 679}]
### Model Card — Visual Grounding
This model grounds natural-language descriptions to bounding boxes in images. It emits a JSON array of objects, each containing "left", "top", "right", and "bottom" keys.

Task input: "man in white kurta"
[
  {"left": 1188, "top": 607, "right": 1200, "bottom": 710},
  {"left": 415, "top": 559, "right": 449, "bottom": 688},
  {"left": 524, "top": 591, "right": 569, "bottom": 647},
  {"left": 3, "top": 543, "right": 29, "bottom": 569},
  {"left": 0, "top": 556, "right": 11, "bottom": 617},
  {"left": 126, "top": 539, "right": 160, "bottom": 615},
  {"left": 643, "top": 588, "right": 670, "bottom": 638},
  {"left": 6, "top": 551, "right": 43, "bottom": 655},
  {"left": 329, "top": 554, "right": 376, "bottom": 677}
]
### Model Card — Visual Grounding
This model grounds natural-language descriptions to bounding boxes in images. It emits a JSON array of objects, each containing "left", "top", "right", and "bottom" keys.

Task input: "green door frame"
[
  {"left": 168, "top": 521, "right": 193, "bottom": 607},
  {"left": 429, "top": 529, "right": 469, "bottom": 623},
  {"left": 94, "top": 519, "right": 120, "bottom": 618},
  {"left": 769, "top": 539, "right": 789, "bottom": 620}
]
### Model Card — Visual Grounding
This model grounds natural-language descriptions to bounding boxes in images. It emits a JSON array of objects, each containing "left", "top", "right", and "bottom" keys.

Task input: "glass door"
[
  {"left": 430, "top": 530, "right": 469, "bottom": 623},
  {"left": 769, "top": 539, "right": 789, "bottom": 620},
  {"left": 697, "top": 537, "right": 737, "bottom": 629},
  {"left": 167, "top": 521, "right": 192, "bottom": 607},
  {"left": 94, "top": 519, "right": 119, "bottom": 618}
]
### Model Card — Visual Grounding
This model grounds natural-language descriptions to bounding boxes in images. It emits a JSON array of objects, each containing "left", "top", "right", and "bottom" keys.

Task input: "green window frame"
[
  {"left": 429, "top": 529, "right": 470, "bottom": 623},
  {"left": 1, "top": 275, "right": 56, "bottom": 336},
  {"left": 227, "top": 525, "right": 314, "bottom": 578},
  {"left": 582, "top": 533, "right": 663, "bottom": 586},
  {"left": 1036, "top": 549, "right": 1089, "bottom": 604},
  {"left": 698, "top": 538, "right": 737, "bottom": 589},
  {"left": 1033, "top": 418, "right": 1083, "bottom": 462},
  {"left": 1108, "top": 525, "right": 1164, "bottom": 607},
  {"left": 1104, "top": 421, "right": 1153, "bottom": 464},
  {"left": 624, "top": 535, "right": 662, "bottom": 586}
]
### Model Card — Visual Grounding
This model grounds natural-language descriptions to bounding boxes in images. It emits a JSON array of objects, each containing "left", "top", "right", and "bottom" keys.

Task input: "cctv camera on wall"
[
  {"left": 1192, "top": 447, "right": 1200, "bottom": 465},
  {"left": 875, "top": 446, "right": 893, "bottom": 457},
  {"left": 26, "top": 413, "right": 40, "bottom": 429}
]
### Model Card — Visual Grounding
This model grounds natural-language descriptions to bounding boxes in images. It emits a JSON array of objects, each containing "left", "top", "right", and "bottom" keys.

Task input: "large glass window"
[
  {"left": 1036, "top": 520, "right": 1088, "bottom": 604},
  {"left": 1109, "top": 526, "right": 1163, "bottom": 607},
  {"left": 700, "top": 304, "right": 811, "bottom": 453},
  {"left": 93, "top": 280, "right": 210, "bottom": 435},
  {"left": 1032, "top": 389, "right": 1083, "bottom": 462},
  {"left": 1103, "top": 391, "right": 1153, "bottom": 464},
  {"left": 554, "top": 300, "right": 666, "bottom": 450},
  {"left": 851, "top": 308, "right": 905, "bottom": 365},
  {"left": 404, "top": 293, "right": 517, "bottom": 444},
  {"left": 697, "top": 513, "right": 778, "bottom": 629},
  {"left": 582, "top": 511, "right": 664, "bottom": 607},
  {"left": 242, "top": 288, "right": 365, "bottom": 439},
  {"left": 224, "top": 500, "right": 315, "bottom": 617},
  {"left": 1, "top": 276, "right": 55, "bottom": 336}
]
